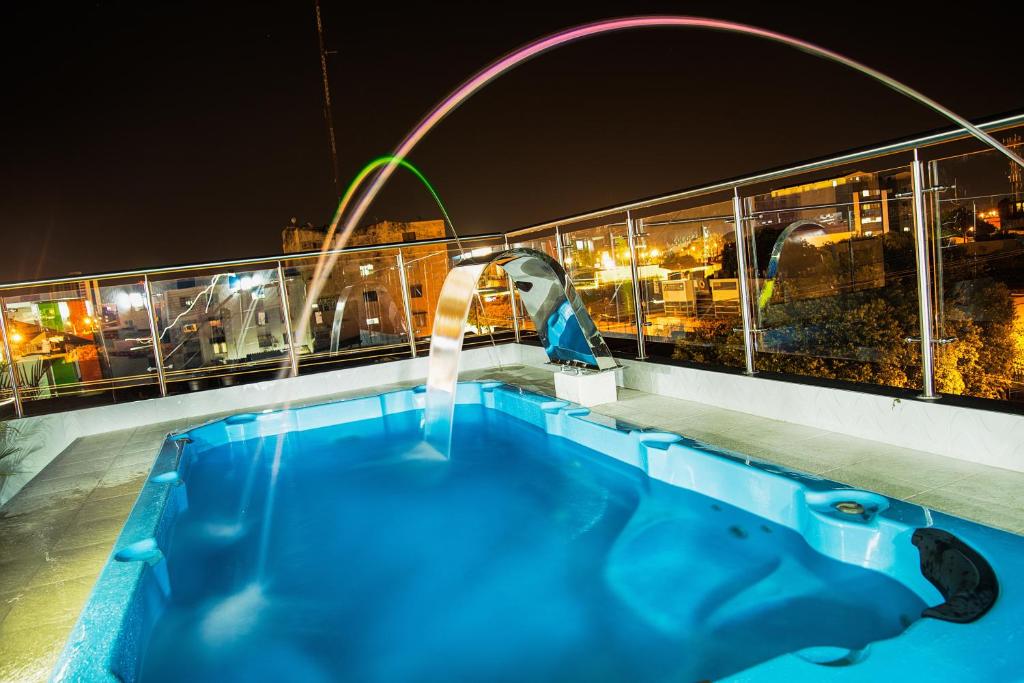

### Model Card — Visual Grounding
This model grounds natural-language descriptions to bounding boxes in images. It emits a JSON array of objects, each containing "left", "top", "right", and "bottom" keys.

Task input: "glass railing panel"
[
  {"left": 149, "top": 267, "right": 294, "bottom": 388},
  {"left": 746, "top": 165, "right": 922, "bottom": 389},
  {"left": 282, "top": 250, "right": 412, "bottom": 367},
  {"left": 0, "top": 338, "right": 18, "bottom": 420},
  {"left": 1, "top": 278, "right": 161, "bottom": 412},
  {"left": 403, "top": 246, "right": 456, "bottom": 341},
  {"left": 560, "top": 222, "right": 638, "bottom": 345},
  {"left": 466, "top": 262, "right": 516, "bottom": 343},
  {"left": 635, "top": 200, "right": 745, "bottom": 368},
  {"left": 398, "top": 241, "right": 514, "bottom": 347},
  {"left": 929, "top": 133, "right": 1024, "bottom": 406}
]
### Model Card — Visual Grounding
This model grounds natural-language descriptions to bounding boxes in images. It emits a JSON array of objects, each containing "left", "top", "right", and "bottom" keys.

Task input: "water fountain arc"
[{"left": 423, "top": 247, "right": 617, "bottom": 454}]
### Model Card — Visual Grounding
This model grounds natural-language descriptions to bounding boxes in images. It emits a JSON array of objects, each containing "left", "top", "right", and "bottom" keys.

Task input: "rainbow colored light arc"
[
  {"left": 287, "top": 155, "right": 461, "bottom": 377},
  {"left": 306, "top": 155, "right": 457, "bottom": 299},
  {"left": 293, "top": 15, "right": 1024, "bottom": 374}
]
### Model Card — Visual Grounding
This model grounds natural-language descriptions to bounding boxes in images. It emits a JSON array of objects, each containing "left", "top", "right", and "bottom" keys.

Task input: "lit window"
[{"left": 410, "top": 284, "right": 423, "bottom": 298}]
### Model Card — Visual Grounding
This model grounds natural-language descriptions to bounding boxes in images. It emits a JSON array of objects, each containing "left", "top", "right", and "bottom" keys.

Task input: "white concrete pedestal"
[{"left": 553, "top": 368, "right": 618, "bottom": 407}]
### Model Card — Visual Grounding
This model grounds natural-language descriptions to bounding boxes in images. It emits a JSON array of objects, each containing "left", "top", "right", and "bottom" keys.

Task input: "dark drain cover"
[{"left": 912, "top": 528, "right": 998, "bottom": 624}]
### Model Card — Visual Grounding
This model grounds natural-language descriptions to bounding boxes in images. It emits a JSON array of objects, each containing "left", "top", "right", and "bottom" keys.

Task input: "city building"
[{"left": 281, "top": 218, "right": 451, "bottom": 351}]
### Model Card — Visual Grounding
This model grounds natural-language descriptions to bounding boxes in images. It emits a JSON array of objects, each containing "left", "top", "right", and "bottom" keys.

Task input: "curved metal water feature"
[
  {"left": 757, "top": 219, "right": 829, "bottom": 310},
  {"left": 423, "top": 247, "right": 617, "bottom": 454}
]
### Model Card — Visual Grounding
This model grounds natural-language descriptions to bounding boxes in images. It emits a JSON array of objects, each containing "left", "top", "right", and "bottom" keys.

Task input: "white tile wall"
[{"left": 515, "top": 344, "right": 1024, "bottom": 473}]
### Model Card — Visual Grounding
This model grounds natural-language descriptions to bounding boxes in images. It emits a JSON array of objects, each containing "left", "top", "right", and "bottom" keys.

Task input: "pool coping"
[{"left": 51, "top": 381, "right": 1024, "bottom": 682}]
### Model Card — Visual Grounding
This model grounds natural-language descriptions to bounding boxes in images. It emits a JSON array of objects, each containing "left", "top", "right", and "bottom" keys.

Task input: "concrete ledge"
[
  {"left": 0, "top": 344, "right": 519, "bottom": 506},
  {"left": 7, "top": 340, "right": 1022, "bottom": 508},
  {"left": 514, "top": 344, "right": 1024, "bottom": 473}
]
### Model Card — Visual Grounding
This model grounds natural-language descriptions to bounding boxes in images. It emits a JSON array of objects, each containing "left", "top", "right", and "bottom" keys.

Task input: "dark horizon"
[{"left": 3, "top": 1, "right": 1022, "bottom": 281}]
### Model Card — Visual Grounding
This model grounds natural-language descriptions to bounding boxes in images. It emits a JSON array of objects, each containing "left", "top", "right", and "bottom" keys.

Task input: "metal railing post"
[
  {"left": 912, "top": 150, "right": 938, "bottom": 399},
  {"left": 626, "top": 211, "right": 647, "bottom": 360},
  {"left": 502, "top": 234, "right": 521, "bottom": 342},
  {"left": 395, "top": 248, "right": 418, "bottom": 357},
  {"left": 142, "top": 275, "right": 168, "bottom": 397},
  {"left": 732, "top": 189, "right": 757, "bottom": 376},
  {"left": 0, "top": 297, "right": 24, "bottom": 418},
  {"left": 554, "top": 226, "right": 565, "bottom": 266},
  {"left": 506, "top": 275, "right": 521, "bottom": 343},
  {"left": 276, "top": 262, "right": 299, "bottom": 377},
  {"left": 927, "top": 159, "right": 947, "bottom": 333}
]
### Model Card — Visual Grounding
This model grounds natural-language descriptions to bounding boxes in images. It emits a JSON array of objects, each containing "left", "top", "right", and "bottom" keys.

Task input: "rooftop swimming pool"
[{"left": 55, "top": 382, "right": 1021, "bottom": 681}]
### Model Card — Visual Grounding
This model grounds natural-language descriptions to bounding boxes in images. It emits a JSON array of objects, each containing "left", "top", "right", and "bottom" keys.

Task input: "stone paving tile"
[
  {"left": 909, "top": 486, "right": 1024, "bottom": 532},
  {"left": 0, "top": 505, "right": 82, "bottom": 556},
  {"left": 11, "top": 472, "right": 103, "bottom": 499},
  {"left": 86, "top": 477, "right": 147, "bottom": 503},
  {"left": 1, "top": 575, "right": 95, "bottom": 632},
  {"left": 27, "top": 541, "right": 111, "bottom": 589},
  {"left": 112, "top": 447, "right": 163, "bottom": 467},
  {"left": 0, "top": 591, "right": 17, "bottom": 624},
  {"left": 63, "top": 439, "right": 120, "bottom": 456},
  {"left": 56, "top": 447, "right": 123, "bottom": 467},
  {"left": 907, "top": 469, "right": 1024, "bottom": 532},
  {"left": 0, "top": 616, "right": 74, "bottom": 683},
  {"left": 0, "top": 559, "right": 41, "bottom": 595},
  {"left": 75, "top": 491, "right": 138, "bottom": 525},
  {"left": 36, "top": 455, "right": 116, "bottom": 481},
  {"left": 52, "top": 510, "right": 131, "bottom": 554},
  {"left": 822, "top": 445, "right": 983, "bottom": 498},
  {"left": 98, "top": 463, "right": 153, "bottom": 487}
]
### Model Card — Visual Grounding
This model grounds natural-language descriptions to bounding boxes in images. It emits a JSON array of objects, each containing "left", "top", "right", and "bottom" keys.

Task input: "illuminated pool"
[{"left": 54, "top": 383, "right": 1020, "bottom": 681}]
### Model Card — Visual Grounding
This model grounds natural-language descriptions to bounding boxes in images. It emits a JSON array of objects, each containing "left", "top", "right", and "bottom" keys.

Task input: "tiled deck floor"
[{"left": 2, "top": 364, "right": 1023, "bottom": 680}]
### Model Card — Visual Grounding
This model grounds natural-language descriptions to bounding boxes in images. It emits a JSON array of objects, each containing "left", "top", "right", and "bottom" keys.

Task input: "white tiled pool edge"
[
  {"left": 514, "top": 345, "right": 1024, "bottom": 474},
  {"left": 0, "top": 344, "right": 518, "bottom": 506},
  {"left": 6, "top": 341, "right": 1023, "bottom": 507}
]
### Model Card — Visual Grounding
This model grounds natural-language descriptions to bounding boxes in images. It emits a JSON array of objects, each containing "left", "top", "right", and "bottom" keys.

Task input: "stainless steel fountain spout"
[{"left": 455, "top": 248, "right": 618, "bottom": 371}]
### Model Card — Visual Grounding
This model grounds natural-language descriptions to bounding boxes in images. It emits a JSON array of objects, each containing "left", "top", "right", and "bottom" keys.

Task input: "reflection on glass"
[
  {"left": 150, "top": 269, "right": 296, "bottom": 383},
  {"left": 1, "top": 280, "right": 160, "bottom": 402},
  {"left": 467, "top": 262, "right": 516, "bottom": 337},
  {"left": 403, "top": 248, "right": 515, "bottom": 342},
  {"left": 931, "top": 133, "right": 1024, "bottom": 404},
  {"left": 288, "top": 251, "right": 409, "bottom": 360},
  {"left": 404, "top": 248, "right": 455, "bottom": 340},
  {"left": 747, "top": 167, "right": 921, "bottom": 389},
  {"left": 559, "top": 223, "right": 637, "bottom": 340},
  {"left": 635, "top": 201, "right": 745, "bottom": 367}
]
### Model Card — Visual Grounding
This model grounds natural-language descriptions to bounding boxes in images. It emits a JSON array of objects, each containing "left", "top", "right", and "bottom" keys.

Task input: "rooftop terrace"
[{"left": 2, "top": 113, "right": 1024, "bottom": 681}]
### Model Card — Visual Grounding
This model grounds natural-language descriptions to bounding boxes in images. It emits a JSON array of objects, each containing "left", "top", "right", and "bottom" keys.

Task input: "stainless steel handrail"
[
  {"left": 0, "top": 233, "right": 504, "bottom": 291},
  {"left": 506, "top": 113, "right": 1024, "bottom": 238}
]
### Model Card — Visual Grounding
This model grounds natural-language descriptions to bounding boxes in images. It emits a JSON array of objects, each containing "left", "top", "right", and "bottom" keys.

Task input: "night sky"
[{"left": 2, "top": 1, "right": 1021, "bottom": 282}]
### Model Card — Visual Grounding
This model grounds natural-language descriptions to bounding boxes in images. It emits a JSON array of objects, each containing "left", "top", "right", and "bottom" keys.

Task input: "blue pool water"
[
  {"left": 147, "top": 408, "right": 923, "bottom": 682},
  {"left": 55, "top": 384, "right": 1024, "bottom": 681}
]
